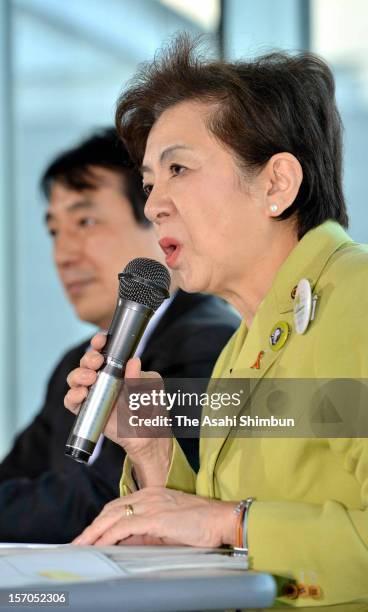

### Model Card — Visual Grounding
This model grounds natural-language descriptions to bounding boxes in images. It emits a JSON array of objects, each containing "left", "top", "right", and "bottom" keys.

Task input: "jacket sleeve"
[
  {"left": 0, "top": 440, "right": 124, "bottom": 543},
  {"left": 248, "top": 437, "right": 368, "bottom": 606},
  {"left": 0, "top": 338, "right": 94, "bottom": 483},
  {"left": 120, "top": 438, "right": 196, "bottom": 497},
  {"left": 0, "top": 366, "right": 60, "bottom": 482}
]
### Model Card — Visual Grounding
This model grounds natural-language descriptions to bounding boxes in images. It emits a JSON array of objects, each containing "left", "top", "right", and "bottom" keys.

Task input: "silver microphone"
[{"left": 65, "top": 257, "right": 170, "bottom": 463}]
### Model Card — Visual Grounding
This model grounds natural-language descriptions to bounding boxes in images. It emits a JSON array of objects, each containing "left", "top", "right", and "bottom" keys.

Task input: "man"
[{"left": 0, "top": 128, "right": 239, "bottom": 543}]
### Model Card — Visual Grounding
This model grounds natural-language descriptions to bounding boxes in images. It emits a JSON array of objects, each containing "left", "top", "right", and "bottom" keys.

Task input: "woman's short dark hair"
[
  {"left": 116, "top": 35, "right": 348, "bottom": 238},
  {"left": 41, "top": 127, "right": 149, "bottom": 226}
]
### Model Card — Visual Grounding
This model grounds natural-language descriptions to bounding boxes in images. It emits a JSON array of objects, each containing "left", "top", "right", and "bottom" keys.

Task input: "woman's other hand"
[{"left": 73, "top": 488, "right": 237, "bottom": 548}]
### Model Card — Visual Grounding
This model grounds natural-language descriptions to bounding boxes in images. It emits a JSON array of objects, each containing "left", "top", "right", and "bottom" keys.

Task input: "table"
[{"left": 0, "top": 568, "right": 276, "bottom": 611}]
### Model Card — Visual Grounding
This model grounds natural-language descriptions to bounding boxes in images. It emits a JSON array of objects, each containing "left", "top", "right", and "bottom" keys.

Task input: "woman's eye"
[
  {"left": 170, "top": 164, "right": 186, "bottom": 176},
  {"left": 143, "top": 184, "right": 153, "bottom": 196},
  {"left": 47, "top": 227, "right": 57, "bottom": 238}
]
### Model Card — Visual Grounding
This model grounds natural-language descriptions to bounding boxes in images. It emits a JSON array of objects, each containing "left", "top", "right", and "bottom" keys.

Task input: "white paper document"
[
  {"left": 106, "top": 546, "right": 248, "bottom": 573},
  {"left": 0, "top": 543, "right": 64, "bottom": 549},
  {"left": 0, "top": 545, "right": 247, "bottom": 588},
  {"left": 0, "top": 548, "right": 124, "bottom": 588}
]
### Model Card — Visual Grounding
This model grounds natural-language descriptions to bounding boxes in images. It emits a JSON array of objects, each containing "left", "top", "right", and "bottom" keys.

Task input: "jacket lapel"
[
  {"left": 202, "top": 221, "right": 354, "bottom": 497},
  {"left": 203, "top": 294, "right": 292, "bottom": 495}
]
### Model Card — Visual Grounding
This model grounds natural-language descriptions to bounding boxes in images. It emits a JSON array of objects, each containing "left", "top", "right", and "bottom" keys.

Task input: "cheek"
[
  {"left": 83, "top": 236, "right": 121, "bottom": 281},
  {"left": 181, "top": 200, "right": 232, "bottom": 259},
  {"left": 182, "top": 176, "right": 232, "bottom": 228}
]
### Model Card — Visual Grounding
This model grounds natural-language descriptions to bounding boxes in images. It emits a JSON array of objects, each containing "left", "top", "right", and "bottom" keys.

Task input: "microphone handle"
[{"left": 65, "top": 300, "right": 153, "bottom": 463}]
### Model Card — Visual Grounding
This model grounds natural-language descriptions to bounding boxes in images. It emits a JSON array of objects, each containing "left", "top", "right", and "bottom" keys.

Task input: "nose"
[
  {"left": 54, "top": 227, "right": 82, "bottom": 269},
  {"left": 144, "top": 185, "right": 175, "bottom": 225}
]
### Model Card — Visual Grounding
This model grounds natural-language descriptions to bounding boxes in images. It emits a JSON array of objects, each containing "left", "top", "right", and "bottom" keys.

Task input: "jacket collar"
[
  {"left": 272, "top": 220, "right": 353, "bottom": 314},
  {"left": 228, "top": 221, "right": 353, "bottom": 377}
]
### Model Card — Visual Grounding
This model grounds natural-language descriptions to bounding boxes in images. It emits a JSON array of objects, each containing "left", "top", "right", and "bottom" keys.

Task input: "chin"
[
  {"left": 73, "top": 304, "right": 101, "bottom": 326},
  {"left": 173, "top": 270, "right": 209, "bottom": 295}
]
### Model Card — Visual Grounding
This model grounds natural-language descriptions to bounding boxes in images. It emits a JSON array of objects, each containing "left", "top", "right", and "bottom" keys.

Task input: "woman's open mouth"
[{"left": 159, "top": 237, "right": 182, "bottom": 268}]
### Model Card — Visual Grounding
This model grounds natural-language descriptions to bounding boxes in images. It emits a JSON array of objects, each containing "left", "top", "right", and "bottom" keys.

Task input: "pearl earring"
[{"left": 270, "top": 204, "right": 278, "bottom": 213}]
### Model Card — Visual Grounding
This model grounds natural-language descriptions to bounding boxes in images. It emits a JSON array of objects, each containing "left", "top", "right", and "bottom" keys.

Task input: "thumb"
[{"left": 125, "top": 357, "right": 142, "bottom": 379}]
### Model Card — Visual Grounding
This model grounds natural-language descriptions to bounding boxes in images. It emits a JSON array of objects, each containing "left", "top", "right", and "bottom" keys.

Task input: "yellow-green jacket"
[{"left": 122, "top": 221, "right": 368, "bottom": 609}]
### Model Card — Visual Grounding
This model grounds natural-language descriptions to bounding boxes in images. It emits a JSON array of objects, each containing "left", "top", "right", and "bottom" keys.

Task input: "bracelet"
[{"left": 233, "top": 497, "right": 255, "bottom": 555}]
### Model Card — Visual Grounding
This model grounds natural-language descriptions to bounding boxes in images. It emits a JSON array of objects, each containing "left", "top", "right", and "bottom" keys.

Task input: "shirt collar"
[{"left": 134, "top": 290, "right": 176, "bottom": 358}]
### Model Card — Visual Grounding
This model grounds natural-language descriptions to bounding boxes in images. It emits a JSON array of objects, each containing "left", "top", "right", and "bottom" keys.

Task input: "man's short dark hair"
[
  {"left": 116, "top": 35, "right": 348, "bottom": 238},
  {"left": 41, "top": 127, "right": 149, "bottom": 226}
]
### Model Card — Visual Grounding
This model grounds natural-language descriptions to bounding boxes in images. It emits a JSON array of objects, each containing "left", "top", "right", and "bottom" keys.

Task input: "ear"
[{"left": 263, "top": 153, "right": 303, "bottom": 217}]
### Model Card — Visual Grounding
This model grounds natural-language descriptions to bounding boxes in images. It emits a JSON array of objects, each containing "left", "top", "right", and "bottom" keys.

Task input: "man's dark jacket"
[{"left": 0, "top": 291, "right": 239, "bottom": 543}]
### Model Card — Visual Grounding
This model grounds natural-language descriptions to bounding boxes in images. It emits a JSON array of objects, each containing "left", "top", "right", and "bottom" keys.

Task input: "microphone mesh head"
[{"left": 118, "top": 258, "right": 170, "bottom": 311}]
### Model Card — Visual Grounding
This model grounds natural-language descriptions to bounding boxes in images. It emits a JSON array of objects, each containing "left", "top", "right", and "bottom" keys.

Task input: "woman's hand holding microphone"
[{"left": 64, "top": 331, "right": 172, "bottom": 488}]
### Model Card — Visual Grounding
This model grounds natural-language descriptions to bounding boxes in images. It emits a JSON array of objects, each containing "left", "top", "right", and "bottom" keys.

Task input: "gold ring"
[{"left": 123, "top": 504, "right": 134, "bottom": 518}]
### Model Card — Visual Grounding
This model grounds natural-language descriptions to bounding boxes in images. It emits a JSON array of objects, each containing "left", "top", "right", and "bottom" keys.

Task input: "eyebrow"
[
  {"left": 44, "top": 200, "right": 95, "bottom": 224},
  {"left": 141, "top": 144, "right": 193, "bottom": 174}
]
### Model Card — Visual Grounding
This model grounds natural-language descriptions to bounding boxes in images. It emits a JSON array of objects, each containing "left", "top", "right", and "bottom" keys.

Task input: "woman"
[{"left": 65, "top": 37, "right": 368, "bottom": 608}]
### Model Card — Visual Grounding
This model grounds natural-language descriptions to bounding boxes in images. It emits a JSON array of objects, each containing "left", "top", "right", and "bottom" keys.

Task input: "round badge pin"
[
  {"left": 269, "top": 321, "right": 290, "bottom": 351},
  {"left": 293, "top": 278, "right": 312, "bottom": 334}
]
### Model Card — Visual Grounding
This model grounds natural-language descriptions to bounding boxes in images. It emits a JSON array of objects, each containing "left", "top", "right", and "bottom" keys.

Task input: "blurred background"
[{"left": 0, "top": 0, "right": 367, "bottom": 457}]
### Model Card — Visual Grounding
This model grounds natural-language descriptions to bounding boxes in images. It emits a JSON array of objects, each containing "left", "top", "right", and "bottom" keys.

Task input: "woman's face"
[{"left": 142, "top": 100, "right": 271, "bottom": 297}]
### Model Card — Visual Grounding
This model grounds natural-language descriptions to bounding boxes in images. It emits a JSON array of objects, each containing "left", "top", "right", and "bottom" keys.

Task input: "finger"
[
  {"left": 97, "top": 513, "right": 187, "bottom": 547},
  {"left": 125, "top": 357, "right": 142, "bottom": 379},
  {"left": 67, "top": 367, "right": 97, "bottom": 389},
  {"left": 100, "top": 487, "right": 166, "bottom": 512},
  {"left": 94, "top": 517, "right": 182, "bottom": 547},
  {"left": 94, "top": 516, "right": 159, "bottom": 547},
  {"left": 72, "top": 511, "right": 123, "bottom": 546},
  {"left": 99, "top": 497, "right": 138, "bottom": 516},
  {"left": 98, "top": 491, "right": 150, "bottom": 518},
  {"left": 73, "top": 491, "right": 161, "bottom": 544},
  {"left": 64, "top": 387, "right": 88, "bottom": 412},
  {"left": 99, "top": 500, "right": 152, "bottom": 520},
  {"left": 90, "top": 490, "right": 166, "bottom": 529},
  {"left": 117, "top": 534, "right": 166, "bottom": 546},
  {"left": 98, "top": 499, "right": 130, "bottom": 518},
  {"left": 141, "top": 371, "right": 162, "bottom": 380},
  {"left": 117, "top": 534, "right": 173, "bottom": 546},
  {"left": 90, "top": 332, "right": 108, "bottom": 350},
  {"left": 80, "top": 350, "right": 104, "bottom": 371},
  {"left": 117, "top": 535, "right": 147, "bottom": 546}
]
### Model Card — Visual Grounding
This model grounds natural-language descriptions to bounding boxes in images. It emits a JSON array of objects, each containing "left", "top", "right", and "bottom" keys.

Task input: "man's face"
[{"left": 45, "top": 167, "right": 164, "bottom": 329}]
